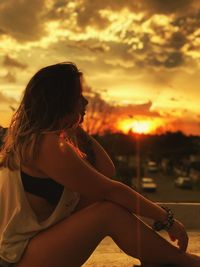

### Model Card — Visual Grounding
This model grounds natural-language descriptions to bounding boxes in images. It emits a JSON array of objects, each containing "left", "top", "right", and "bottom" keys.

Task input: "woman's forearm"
[{"left": 105, "top": 180, "right": 167, "bottom": 222}]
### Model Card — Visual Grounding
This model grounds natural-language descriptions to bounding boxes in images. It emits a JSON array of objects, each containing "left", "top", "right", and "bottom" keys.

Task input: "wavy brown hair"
[{"left": 0, "top": 62, "right": 83, "bottom": 170}]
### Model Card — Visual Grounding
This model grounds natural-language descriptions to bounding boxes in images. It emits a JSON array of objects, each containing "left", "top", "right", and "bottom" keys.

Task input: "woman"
[{"left": 0, "top": 62, "right": 199, "bottom": 267}]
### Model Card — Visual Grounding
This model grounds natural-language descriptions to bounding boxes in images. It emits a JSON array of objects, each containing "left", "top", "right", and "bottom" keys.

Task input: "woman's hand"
[{"left": 167, "top": 219, "right": 189, "bottom": 252}]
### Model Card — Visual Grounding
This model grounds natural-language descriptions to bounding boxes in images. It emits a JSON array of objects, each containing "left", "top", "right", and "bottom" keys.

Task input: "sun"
[
  {"left": 117, "top": 118, "right": 162, "bottom": 134},
  {"left": 131, "top": 120, "right": 152, "bottom": 134}
]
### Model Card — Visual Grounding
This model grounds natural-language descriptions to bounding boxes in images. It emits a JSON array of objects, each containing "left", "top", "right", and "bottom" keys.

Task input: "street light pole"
[{"left": 136, "top": 133, "right": 141, "bottom": 192}]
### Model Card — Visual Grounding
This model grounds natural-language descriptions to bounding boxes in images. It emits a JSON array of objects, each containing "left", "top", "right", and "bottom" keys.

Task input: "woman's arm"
[
  {"left": 76, "top": 127, "right": 115, "bottom": 178},
  {"left": 37, "top": 133, "right": 167, "bottom": 222}
]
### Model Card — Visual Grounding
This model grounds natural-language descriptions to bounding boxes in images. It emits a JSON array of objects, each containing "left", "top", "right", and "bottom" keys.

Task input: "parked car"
[
  {"left": 147, "top": 161, "right": 158, "bottom": 172},
  {"left": 174, "top": 177, "right": 193, "bottom": 189},
  {"left": 141, "top": 177, "right": 157, "bottom": 192}
]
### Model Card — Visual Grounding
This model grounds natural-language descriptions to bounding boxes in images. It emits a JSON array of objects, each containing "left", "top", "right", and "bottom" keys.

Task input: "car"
[
  {"left": 174, "top": 177, "right": 193, "bottom": 189},
  {"left": 147, "top": 161, "right": 158, "bottom": 172},
  {"left": 141, "top": 177, "right": 157, "bottom": 192}
]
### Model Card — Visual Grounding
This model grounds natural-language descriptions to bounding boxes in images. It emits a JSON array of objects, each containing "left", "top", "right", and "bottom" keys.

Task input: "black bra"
[{"left": 21, "top": 171, "right": 64, "bottom": 205}]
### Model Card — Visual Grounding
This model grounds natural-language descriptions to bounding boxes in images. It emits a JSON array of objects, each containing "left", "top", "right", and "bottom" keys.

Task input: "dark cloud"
[
  {"left": 131, "top": 50, "right": 184, "bottom": 70},
  {"left": 1, "top": 0, "right": 199, "bottom": 73},
  {"left": 1, "top": 0, "right": 198, "bottom": 45},
  {"left": 142, "top": 0, "right": 194, "bottom": 15},
  {"left": 0, "top": 0, "right": 46, "bottom": 42},
  {"left": 0, "top": 28, "right": 6, "bottom": 35},
  {"left": 75, "top": 0, "right": 197, "bottom": 27},
  {"left": 47, "top": 0, "right": 139, "bottom": 29},
  {"left": 45, "top": 0, "right": 72, "bottom": 20},
  {"left": 88, "top": 43, "right": 109, "bottom": 53},
  {"left": 169, "top": 32, "right": 187, "bottom": 49},
  {"left": 74, "top": 0, "right": 200, "bottom": 71},
  {"left": 170, "top": 97, "right": 179, "bottom": 102},
  {"left": 72, "top": 0, "right": 198, "bottom": 30},
  {"left": 70, "top": 40, "right": 109, "bottom": 54},
  {"left": 173, "top": 12, "right": 200, "bottom": 38},
  {"left": 164, "top": 52, "right": 184, "bottom": 68},
  {"left": 3, "top": 55, "right": 27, "bottom": 69}
]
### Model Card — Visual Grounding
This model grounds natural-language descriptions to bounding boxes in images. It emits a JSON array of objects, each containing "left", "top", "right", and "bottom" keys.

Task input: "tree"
[{"left": 83, "top": 90, "right": 116, "bottom": 135}]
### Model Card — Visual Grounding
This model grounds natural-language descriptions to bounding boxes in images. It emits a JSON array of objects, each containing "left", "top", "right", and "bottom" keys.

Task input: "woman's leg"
[{"left": 15, "top": 201, "right": 199, "bottom": 267}]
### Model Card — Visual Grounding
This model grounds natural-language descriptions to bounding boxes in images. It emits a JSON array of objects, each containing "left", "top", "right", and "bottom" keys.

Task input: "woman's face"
[
  {"left": 60, "top": 94, "right": 88, "bottom": 129},
  {"left": 77, "top": 94, "right": 88, "bottom": 123},
  {"left": 60, "top": 75, "right": 89, "bottom": 129}
]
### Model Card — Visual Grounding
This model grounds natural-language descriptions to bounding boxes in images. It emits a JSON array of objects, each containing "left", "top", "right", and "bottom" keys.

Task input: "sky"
[{"left": 0, "top": 0, "right": 200, "bottom": 135}]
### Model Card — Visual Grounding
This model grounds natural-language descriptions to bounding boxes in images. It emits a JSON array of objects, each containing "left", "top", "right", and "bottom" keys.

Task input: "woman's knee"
[{"left": 94, "top": 200, "right": 130, "bottom": 222}]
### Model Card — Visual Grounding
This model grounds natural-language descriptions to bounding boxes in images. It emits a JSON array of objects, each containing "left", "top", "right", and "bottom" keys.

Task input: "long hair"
[{"left": 0, "top": 62, "right": 83, "bottom": 170}]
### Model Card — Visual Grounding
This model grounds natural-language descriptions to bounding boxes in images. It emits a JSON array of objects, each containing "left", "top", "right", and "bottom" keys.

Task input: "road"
[{"left": 136, "top": 171, "right": 200, "bottom": 203}]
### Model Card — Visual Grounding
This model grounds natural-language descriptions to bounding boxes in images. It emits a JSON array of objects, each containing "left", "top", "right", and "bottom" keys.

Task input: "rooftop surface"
[
  {"left": 83, "top": 231, "right": 200, "bottom": 267},
  {"left": 83, "top": 203, "right": 200, "bottom": 267}
]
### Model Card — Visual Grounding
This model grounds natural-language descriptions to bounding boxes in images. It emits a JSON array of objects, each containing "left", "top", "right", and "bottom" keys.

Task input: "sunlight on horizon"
[{"left": 117, "top": 118, "right": 163, "bottom": 134}]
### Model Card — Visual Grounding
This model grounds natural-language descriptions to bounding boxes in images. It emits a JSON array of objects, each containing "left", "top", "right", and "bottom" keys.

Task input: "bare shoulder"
[
  {"left": 37, "top": 132, "right": 81, "bottom": 164},
  {"left": 35, "top": 132, "right": 116, "bottom": 199}
]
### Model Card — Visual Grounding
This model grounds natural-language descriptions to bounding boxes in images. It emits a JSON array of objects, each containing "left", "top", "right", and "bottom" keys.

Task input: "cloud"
[
  {"left": 74, "top": 0, "right": 197, "bottom": 29},
  {"left": 167, "top": 117, "right": 200, "bottom": 136},
  {"left": 170, "top": 97, "right": 179, "bottom": 102},
  {"left": 0, "top": 56, "right": 27, "bottom": 83},
  {"left": 85, "top": 87, "right": 160, "bottom": 118},
  {"left": 142, "top": 0, "right": 194, "bottom": 15},
  {"left": 68, "top": 0, "right": 199, "bottom": 31},
  {"left": 1, "top": 0, "right": 198, "bottom": 72},
  {"left": 164, "top": 52, "right": 184, "bottom": 68},
  {"left": 64, "top": 1, "right": 200, "bottom": 70},
  {"left": 74, "top": 1, "right": 129, "bottom": 29},
  {"left": 0, "top": 0, "right": 47, "bottom": 42},
  {"left": 0, "top": 72, "right": 17, "bottom": 83},
  {"left": 114, "top": 100, "right": 161, "bottom": 117},
  {"left": 0, "top": 28, "right": 6, "bottom": 35},
  {"left": 45, "top": 0, "right": 84, "bottom": 22},
  {"left": 0, "top": 91, "right": 17, "bottom": 105},
  {"left": 3, "top": 55, "right": 27, "bottom": 69},
  {"left": 169, "top": 32, "right": 187, "bottom": 49},
  {"left": 68, "top": 40, "right": 110, "bottom": 54}
]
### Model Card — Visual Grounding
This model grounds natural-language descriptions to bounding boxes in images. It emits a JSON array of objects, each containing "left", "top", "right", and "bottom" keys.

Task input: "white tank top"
[{"left": 0, "top": 168, "right": 80, "bottom": 263}]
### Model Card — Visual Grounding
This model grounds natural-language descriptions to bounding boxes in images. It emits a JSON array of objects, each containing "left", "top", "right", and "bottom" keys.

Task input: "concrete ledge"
[
  {"left": 158, "top": 202, "right": 200, "bottom": 230},
  {"left": 83, "top": 232, "right": 200, "bottom": 266}
]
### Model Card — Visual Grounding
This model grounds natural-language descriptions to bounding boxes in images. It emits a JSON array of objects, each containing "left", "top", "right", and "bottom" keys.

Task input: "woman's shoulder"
[
  {"left": 39, "top": 132, "right": 62, "bottom": 149},
  {"left": 37, "top": 131, "right": 82, "bottom": 164}
]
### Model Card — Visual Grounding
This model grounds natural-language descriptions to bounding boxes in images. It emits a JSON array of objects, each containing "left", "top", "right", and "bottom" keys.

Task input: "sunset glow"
[
  {"left": 117, "top": 118, "right": 163, "bottom": 135},
  {"left": 131, "top": 121, "right": 153, "bottom": 134}
]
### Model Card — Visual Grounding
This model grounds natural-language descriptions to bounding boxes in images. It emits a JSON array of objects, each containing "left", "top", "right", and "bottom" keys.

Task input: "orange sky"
[{"left": 0, "top": 0, "right": 200, "bottom": 135}]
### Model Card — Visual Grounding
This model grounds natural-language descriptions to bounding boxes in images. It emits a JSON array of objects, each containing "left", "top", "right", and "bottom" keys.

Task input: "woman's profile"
[{"left": 0, "top": 62, "right": 199, "bottom": 267}]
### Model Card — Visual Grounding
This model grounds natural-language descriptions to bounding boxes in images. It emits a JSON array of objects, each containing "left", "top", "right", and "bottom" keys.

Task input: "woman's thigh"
[{"left": 15, "top": 201, "right": 112, "bottom": 267}]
